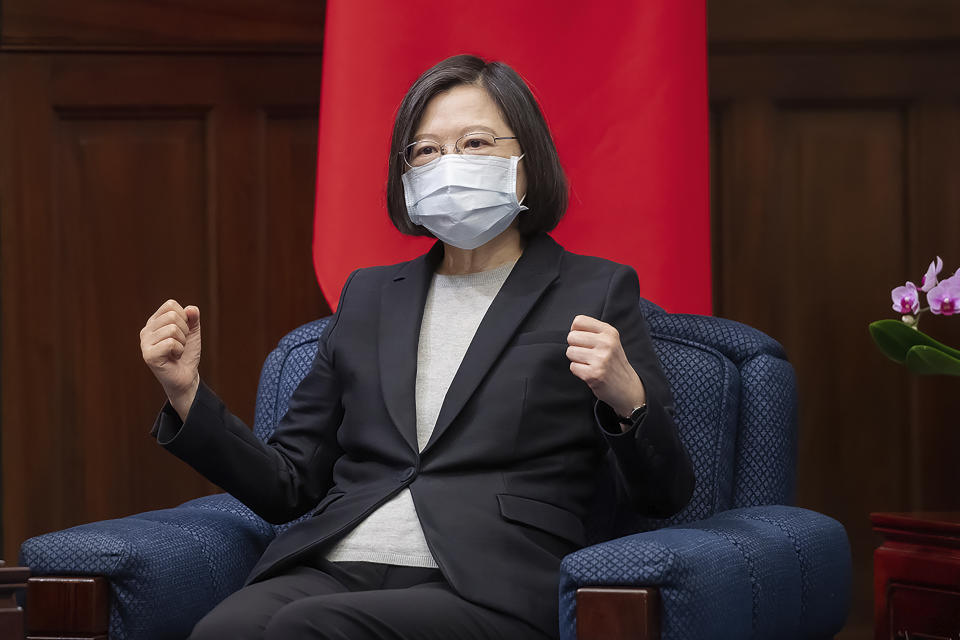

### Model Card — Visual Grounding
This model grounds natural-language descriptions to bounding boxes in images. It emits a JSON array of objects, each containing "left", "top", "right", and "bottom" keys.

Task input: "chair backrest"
[
  {"left": 587, "top": 299, "right": 798, "bottom": 542},
  {"left": 253, "top": 317, "right": 331, "bottom": 443},
  {"left": 254, "top": 301, "right": 798, "bottom": 538}
]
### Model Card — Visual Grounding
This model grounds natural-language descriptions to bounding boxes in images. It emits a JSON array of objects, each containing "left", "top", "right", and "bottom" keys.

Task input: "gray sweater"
[{"left": 323, "top": 258, "right": 518, "bottom": 567}]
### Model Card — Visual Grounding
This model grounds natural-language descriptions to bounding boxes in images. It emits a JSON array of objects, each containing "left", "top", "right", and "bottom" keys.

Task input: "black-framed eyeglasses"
[{"left": 401, "top": 131, "right": 519, "bottom": 168}]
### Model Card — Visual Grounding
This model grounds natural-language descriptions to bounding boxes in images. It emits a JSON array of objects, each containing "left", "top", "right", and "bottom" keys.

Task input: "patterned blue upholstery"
[
  {"left": 20, "top": 494, "right": 274, "bottom": 639},
  {"left": 20, "top": 302, "right": 851, "bottom": 639},
  {"left": 562, "top": 301, "right": 850, "bottom": 639},
  {"left": 253, "top": 318, "right": 331, "bottom": 443},
  {"left": 560, "top": 506, "right": 850, "bottom": 640}
]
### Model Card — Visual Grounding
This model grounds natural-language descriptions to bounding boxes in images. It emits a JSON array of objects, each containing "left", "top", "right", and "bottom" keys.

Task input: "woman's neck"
[{"left": 437, "top": 227, "right": 524, "bottom": 275}]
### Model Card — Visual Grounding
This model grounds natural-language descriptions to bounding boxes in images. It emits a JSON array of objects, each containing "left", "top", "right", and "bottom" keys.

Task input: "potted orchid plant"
[{"left": 870, "top": 257, "right": 960, "bottom": 376}]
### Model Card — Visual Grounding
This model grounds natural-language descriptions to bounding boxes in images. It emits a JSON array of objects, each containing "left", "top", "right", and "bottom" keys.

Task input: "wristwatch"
[{"left": 617, "top": 402, "right": 647, "bottom": 427}]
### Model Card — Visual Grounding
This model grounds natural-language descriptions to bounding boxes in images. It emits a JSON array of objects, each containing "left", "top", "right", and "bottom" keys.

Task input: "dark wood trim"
[
  {"left": 872, "top": 512, "right": 960, "bottom": 640},
  {"left": 1, "top": 0, "right": 325, "bottom": 53},
  {"left": 26, "top": 576, "right": 109, "bottom": 640},
  {"left": 0, "top": 565, "right": 30, "bottom": 640},
  {"left": 871, "top": 512, "right": 960, "bottom": 550},
  {"left": 576, "top": 586, "right": 660, "bottom": 640},
  {"left": 708, "top": 0, "right": 960, "bottom": 45},
  {"left": 710, "top": 50, "right": 960, "bottom": 101},
  {"left": 0, "top": 43, "right": 325, "bottom": 54}
]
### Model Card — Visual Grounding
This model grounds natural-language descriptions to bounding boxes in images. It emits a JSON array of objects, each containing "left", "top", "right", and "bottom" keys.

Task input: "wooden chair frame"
[{"left": 24, "top": 576, "right": 659, "bottom": 640}]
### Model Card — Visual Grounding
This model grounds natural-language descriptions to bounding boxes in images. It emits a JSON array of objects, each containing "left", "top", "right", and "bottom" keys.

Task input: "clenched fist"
[
  {"left": 140, "top": 299, "right": 201, "bottom": 421},
  {"left": 566, "top": 314, "right": 646, "bottom": 430}
]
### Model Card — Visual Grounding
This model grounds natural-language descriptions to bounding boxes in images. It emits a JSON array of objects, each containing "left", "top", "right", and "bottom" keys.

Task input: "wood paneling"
[
  {"left": 0, "top": 53, "right": 327, "bottom": 563},
  {"left": 711, "top": 51, "right": 960, "bottom": 99},
  {"left": 782, "top": 107, "right": 911, "bottom": 627},
  {"left": 709, "top": 4, "right": 960, "bottom": 635},
  {"left": 57, "top": 113, "right": 212, "bottom": 525},
  {"left": 0, "top": 0, "right": 324, "bottom": 51},
  {"left": 709, "top": 0, "right": 960, "bottom": 44},
  {"left": 261, "top": 111, "right": 326, "bottom": 350}
]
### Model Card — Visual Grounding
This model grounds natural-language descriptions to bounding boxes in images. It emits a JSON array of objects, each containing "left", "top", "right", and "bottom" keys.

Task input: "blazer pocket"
[
  {"left": 497, "top": 493, "right": 586, "bottom": 547},
  {"left": 512, "top": 330, "right": 569, "bottom": 346}
]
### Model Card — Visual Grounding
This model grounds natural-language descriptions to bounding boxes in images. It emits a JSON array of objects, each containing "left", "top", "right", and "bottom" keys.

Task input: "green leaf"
[
  {"left": 905, "top": 345, "right": 960, "bottom": 376},
  {"left": 869, "top": 319, "right": 960, "bottom": 364}
]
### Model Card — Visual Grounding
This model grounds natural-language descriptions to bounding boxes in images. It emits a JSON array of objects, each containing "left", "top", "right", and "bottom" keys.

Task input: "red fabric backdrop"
[{"left": 313, "top": 1, "right": 710, "bottom": 314}]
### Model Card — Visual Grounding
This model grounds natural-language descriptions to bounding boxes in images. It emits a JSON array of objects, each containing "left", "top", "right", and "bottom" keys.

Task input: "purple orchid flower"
[
  {"left": 928, "top": 277, "right": 960, "bottom": 316},
  {"left": 920, "top": 256, "right": 944, "bottom": 292},
  {"left": 891, "top": 281, "right": 920, "bottom": 314}
]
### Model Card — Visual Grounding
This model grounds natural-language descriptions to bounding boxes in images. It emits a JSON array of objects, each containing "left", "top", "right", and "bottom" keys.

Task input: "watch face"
[{"left": 618, "top": 406, "right": 645, "bottom": 425}]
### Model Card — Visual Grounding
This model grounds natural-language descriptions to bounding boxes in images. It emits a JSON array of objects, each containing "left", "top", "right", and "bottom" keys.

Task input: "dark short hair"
[{"left": 387, "top": 55, "right": 568, "bottom": 238}]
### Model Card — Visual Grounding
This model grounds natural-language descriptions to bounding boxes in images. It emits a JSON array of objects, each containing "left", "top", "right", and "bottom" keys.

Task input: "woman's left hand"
[{"left": 566, "top": 314, "right": 646, "bottom": 425}]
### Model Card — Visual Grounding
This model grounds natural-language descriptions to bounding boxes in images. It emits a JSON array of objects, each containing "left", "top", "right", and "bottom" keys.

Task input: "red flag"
[{"left": 313, "top": 1, "right": 710, "bottom": 314}]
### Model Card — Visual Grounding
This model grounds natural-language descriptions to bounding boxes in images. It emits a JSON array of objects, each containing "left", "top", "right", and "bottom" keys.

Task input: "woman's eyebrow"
[
  {"left": 461, "top": 124, "right": 497, "bottom": 135},
  {"left": 413, "top": 124, "right": 498, "bottom": 141}
]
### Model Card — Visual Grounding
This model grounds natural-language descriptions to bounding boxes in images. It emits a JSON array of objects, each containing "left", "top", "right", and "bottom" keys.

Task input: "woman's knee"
[
  {"left": 264, "top": 598, "right": 359, "bottom": 640},
  {"left": 189, "top": 601, "right": 268, "bottom": 640}
]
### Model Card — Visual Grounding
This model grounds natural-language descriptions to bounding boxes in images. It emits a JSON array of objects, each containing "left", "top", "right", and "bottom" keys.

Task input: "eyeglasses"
[{"left": 401, "top": 131, "right": 519, "bottom": 168}]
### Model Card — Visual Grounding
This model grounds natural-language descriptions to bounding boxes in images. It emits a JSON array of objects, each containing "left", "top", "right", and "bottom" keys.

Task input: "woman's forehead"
[{"left": 415, "top": 85, "right": 511, "bottom": 139}]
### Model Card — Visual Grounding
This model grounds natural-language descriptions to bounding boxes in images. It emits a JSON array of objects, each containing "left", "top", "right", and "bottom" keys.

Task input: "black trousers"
[{"left": 189, "top": 558, "right": 552, "bottom": 640}]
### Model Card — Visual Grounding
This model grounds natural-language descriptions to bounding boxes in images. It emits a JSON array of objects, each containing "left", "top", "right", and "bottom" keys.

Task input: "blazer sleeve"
[
  {"left": 593, "top": 264, "right": 695, "bottom": 518},
  {"left": 149, "top": 270, "right": 358, "bottom": 524}
]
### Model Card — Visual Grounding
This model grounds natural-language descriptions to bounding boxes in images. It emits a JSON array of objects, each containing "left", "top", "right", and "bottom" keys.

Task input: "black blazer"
[{"left": 152, "top": 232, "right": 695, "bottom": 638}]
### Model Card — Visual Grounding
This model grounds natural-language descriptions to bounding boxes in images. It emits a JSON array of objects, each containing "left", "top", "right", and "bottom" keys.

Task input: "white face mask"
[{"left": 401, "top": 154, "right": 528, "bottom": 250}]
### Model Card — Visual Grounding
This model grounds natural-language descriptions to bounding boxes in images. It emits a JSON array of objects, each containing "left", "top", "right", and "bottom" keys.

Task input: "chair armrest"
[
  {"left": 19, "top": 493, "right": 275, "bottom": 640},
  {"left": 559, "top": 505, "right": 850, "bottom": 640}
]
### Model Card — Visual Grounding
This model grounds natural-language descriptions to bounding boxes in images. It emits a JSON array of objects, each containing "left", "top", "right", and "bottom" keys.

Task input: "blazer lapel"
[
  {"left": 421, "top": 233, "right": 563, "bottom": 455},
  {"left": 379, "top": 241, "right": 444, "bottom": 453}
]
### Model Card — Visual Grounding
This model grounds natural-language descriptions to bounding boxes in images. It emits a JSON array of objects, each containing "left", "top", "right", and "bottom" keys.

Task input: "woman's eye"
[
  {"left": 417, "top": 146, "right": 438, "bottom": 156},
  {"left": 464, "top": 138, "right": 489, "bottom": 149}
]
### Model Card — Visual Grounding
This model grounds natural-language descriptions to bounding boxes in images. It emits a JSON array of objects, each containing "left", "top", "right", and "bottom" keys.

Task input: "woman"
[{"left": 139, "top": 54, "right": 694, "bottom": 640}]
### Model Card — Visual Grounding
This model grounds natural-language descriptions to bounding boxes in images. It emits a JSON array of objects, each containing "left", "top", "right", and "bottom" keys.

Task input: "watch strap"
[{"left": 617, "top": 403, "right": 647, "bottom": 426}]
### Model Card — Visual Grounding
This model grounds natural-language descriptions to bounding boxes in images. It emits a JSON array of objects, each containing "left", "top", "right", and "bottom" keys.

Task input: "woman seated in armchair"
[{"left": 138, "top": 54, "right": 695, "bottom": 640}]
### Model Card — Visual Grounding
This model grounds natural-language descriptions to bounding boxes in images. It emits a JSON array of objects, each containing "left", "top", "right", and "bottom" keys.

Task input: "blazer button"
[{"left": 401, "top": 467, "right": 417, "bottom": 482}]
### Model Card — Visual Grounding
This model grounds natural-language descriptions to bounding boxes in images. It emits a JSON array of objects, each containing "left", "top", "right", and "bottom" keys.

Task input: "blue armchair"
[{"left": 20, "top": 300, "right": 851, "bottom": 639}]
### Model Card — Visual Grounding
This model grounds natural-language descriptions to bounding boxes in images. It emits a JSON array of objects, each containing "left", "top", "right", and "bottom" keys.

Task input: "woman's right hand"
[{"left": 140, "top": 299, "right": 202, "bottom": 421}]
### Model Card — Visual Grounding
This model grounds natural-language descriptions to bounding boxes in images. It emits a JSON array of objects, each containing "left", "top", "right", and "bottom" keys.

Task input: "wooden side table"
[
  {"left": 0, "top": 561, "right": 30, "bottom": 640},
  {"left": 872, "top": 512, "right": 960, "bottom": 640}
]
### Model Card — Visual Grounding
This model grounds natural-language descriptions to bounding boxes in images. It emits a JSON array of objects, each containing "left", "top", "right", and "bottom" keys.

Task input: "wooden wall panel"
[
  {"left": 0, "top": 54, "right": 325, "bottom": 563},
  {"left": 56, "top": 114, "right": 214, "bottom": 522},
  {"left": 709, "top": 107, "right": 722, "bottom": 312},
  {"left": 713, "top": 104, "right": 915, "bottom": 631},
  {"left": 261, "top": 111, "right": 330, "bottom": 346},
  {"left": 214, "top": 107, "right": 329, "bottom": 424},
  {"left": 780, "top": 107, "right": 911, "bottom": 626}
]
